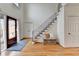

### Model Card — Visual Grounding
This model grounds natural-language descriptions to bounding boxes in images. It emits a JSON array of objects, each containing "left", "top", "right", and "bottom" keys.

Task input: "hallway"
[
  {"left": 1, "top": 39, "right": 79, "bottom": 56},
  {"left": 1, "top": 3, "right": 79, "bottom": 56}
]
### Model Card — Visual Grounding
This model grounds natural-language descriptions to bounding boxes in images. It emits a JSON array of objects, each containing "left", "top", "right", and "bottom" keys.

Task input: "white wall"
[
  {"left": 65, "top": 4, "right": 79, "bottom": 16},
  {"left": 23, "top": 3, "right": 58, "bottom": 37},
  {"left": 48, "top": 22, "right": 57, "bottom": 38},
  {"left": 57, "top": 7, "right": 64, "bottom": 47}
]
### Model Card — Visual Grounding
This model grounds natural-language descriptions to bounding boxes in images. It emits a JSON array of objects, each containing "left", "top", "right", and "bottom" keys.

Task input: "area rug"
[{"left": 7, "top": 40, "right": 27, "bottom": 51}]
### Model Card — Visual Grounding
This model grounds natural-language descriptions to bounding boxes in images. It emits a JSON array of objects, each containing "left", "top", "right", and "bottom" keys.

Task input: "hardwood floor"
[
  {"left": 20, "top": 42, "right": 79, "bottom": 56},
  {"left": 1, "top": 40, "right": 79, "bottom": 56},
  {"left": 64, "top": 48, "right": 79, "bottom": 56},
  {"left": 20, "top": 42, "right": 63, "bottom": 56}
]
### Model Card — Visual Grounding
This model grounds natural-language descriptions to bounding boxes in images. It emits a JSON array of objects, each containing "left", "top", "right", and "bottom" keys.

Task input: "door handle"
[{"left": 68, "top": 33, "right": 71, "bottom": 35}]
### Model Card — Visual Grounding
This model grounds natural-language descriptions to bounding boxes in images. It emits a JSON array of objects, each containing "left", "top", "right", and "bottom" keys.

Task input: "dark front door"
[{"left": 6, "top": 16, "right": 17, "bottom": 48}]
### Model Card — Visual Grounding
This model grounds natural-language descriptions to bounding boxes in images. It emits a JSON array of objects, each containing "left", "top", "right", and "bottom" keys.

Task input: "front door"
[
  {"left": 6, "top": 16, "right": 17, "bottom": 48},
  {"left": 66, "top": 16, "right": 79, "bottom": 47}
]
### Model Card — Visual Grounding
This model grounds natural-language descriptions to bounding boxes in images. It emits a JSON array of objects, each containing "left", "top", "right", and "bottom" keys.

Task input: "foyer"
[{"left": 0, "top": 3, "right": 79, "bottom": 56}]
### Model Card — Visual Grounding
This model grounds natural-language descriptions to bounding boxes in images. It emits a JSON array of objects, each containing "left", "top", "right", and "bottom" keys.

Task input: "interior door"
[
  {"left": 66, "top": 16, "right": 79, "bottom": 47},
  {"left": 6, "top": 16, "right": 17, "bottom": 48}
]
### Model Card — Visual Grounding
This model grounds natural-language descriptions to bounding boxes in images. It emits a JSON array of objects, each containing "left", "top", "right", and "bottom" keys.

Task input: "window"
[{"left": 0, "top": 18, "right": 5, "bottom": 51}]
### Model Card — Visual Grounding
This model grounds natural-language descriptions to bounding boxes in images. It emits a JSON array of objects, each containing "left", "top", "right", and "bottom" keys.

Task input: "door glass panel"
[{"left": 9, "top": 19, "right": 15, "bottom": 39}]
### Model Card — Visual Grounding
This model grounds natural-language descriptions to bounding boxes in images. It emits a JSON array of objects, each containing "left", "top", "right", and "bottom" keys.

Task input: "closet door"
[
  {"left": 6, "top": 16, "right": 17, "bottom": 48},
  {"left": 66, "top": 16, "right": 79, "bottom": 47}
]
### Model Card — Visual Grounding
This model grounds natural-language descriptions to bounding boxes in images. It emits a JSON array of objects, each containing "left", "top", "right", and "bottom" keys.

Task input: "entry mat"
[{"left": 7, "top": 40, "right": 27, "bottom": 51}]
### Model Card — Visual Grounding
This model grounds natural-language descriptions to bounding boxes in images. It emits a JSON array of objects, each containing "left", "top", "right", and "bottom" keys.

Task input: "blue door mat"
[{"left": 7, "top": 40, "right": 27, "bottom": 51}]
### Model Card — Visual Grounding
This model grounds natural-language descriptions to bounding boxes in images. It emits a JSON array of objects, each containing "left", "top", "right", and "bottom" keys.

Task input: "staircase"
[{"left": 32, "top": 12, "right": 58, "bottom": 43}]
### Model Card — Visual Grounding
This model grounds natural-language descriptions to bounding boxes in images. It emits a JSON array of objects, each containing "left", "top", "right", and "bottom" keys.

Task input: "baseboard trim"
[{"left": 22, "top": 36, "right": 32, "bottom": 39}]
